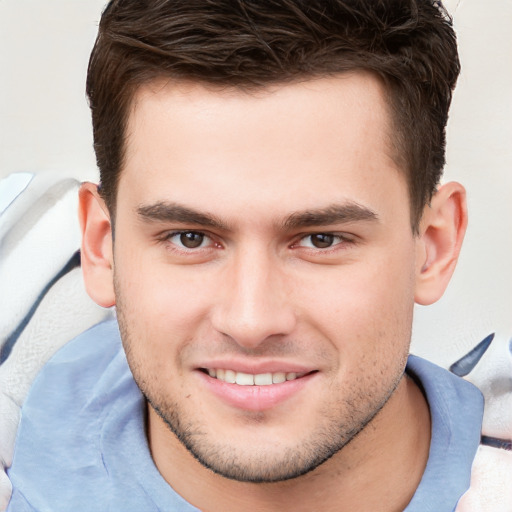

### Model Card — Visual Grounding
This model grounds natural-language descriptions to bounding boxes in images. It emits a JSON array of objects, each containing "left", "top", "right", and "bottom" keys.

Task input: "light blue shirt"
[{"left": 7, "top": 320, "right": 483, "bottom": 511}]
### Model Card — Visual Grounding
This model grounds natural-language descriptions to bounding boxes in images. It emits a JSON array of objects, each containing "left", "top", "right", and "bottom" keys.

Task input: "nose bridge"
[{"left": 213, "top": 243, "right": 295, "bottom": 348}]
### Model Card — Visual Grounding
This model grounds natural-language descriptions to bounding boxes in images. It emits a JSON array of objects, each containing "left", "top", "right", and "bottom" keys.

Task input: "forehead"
[{"left": 119, "top": 73, "right": 407, "bottom": 224}]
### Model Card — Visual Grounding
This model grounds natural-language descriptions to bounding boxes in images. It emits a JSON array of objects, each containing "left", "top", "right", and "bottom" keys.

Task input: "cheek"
[
  {"left": 113, "top": 244, "right": 214, "bottom": 331},
  {"left": 113, "top": 259, "right": 206, "bottom": 382},
  {"left": 294, "top": 249, "right": 416, "bottom": 356}
]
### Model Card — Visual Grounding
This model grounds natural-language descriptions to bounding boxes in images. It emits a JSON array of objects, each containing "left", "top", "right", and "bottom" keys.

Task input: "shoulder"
[
  {"left": 404, "top": 355, "right": 484, "bottom": 512},
  {"left": 7, "top": 319, "right": 192, "bottom": 511},
  {"left": 16, "top": 320, "right": 129, "bottom": 421},
  {"left": 406, "top": 354, "right": 483, "bottom": 462},
  {"left": 7, "top": 320, "right": 142, "bottom": 511}
]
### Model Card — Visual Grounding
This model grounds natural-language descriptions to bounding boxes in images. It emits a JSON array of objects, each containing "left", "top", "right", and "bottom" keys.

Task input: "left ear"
[{"left": 414, "top": 181, "right": 467, "bottom": 305}]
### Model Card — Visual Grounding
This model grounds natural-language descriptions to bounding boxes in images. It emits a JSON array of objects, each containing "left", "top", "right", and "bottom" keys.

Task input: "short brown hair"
[{"left": 87, "top": 0, "right": 460, "bottom": 229}]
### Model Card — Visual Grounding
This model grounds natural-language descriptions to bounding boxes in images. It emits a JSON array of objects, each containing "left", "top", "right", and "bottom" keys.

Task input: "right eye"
[
  {"left": 166, "top": 231, "right": 212, "bottom": 250},
  {"left": 299, "top": 233, "right": 337, "bottom": 249}
]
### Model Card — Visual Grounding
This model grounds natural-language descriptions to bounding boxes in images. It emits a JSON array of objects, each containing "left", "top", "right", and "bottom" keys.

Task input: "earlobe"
[
  {"left": 78, "top": 182, "right": 116, "bottom": 308},
  {"left": 414, "top": 182, "right": 467, "bottom": 305}
]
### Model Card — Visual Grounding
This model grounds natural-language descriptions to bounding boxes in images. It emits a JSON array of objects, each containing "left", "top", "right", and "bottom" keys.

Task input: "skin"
[{"left": 79, "top": 72, "right": 467, "bottom": 512}]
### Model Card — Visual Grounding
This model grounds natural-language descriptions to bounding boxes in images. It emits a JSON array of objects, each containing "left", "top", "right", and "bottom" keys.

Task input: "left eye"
[
  {"left": 297, "top": 233, "right": 344, "bottom": 249},
  {"left": 168, "top": 231, "right": 210, "bottom": 249}
]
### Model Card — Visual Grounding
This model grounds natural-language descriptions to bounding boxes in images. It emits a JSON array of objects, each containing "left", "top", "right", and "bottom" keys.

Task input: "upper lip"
[{"left": 194, "top": 359, "right": 316, "bottom": 375}]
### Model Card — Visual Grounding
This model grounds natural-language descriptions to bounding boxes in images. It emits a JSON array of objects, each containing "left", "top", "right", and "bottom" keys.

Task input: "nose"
[{"left": 211, "top": 247, "right": 297, "bottom": 350}]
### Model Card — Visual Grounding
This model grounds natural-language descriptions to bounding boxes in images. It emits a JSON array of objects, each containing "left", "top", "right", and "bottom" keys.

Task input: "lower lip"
[{"left": 197, "top": 371, "right": 316, "bottom": 412}]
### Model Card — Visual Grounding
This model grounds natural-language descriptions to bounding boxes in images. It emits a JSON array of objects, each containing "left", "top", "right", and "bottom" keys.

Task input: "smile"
[
  {"left": 203, "top": 368, "right": 307, "bottom": 386},
  {"left": 198, "top": 367, "right": 318, "bottom": 411}
]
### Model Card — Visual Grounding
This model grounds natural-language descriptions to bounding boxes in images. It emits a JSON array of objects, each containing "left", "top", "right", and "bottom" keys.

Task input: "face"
[{"left": 113, "top": 73, "right": 419, "bottom": 482}]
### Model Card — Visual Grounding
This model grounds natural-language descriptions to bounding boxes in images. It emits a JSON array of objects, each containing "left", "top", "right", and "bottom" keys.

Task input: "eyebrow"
[
  {"left": 282, "top": 203, "right": 378, "bottom": 229},
  {"left": 137, "top": 202, "right": 229, "bottom": 230},
  {"left": 137, "top": 200, "right": 378, "bottom": 231}
]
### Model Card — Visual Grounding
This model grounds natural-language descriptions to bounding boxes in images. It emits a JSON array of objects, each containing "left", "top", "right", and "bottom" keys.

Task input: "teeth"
[
  {"left": 207, "top": 368, "right": 304, "bottom": 385},
  {"left": 254, "top": 373, "right": 272, "bottom": 385},
  {"left": 272, "top": 372, "right": 286, "bottom": 384},
  {"left": 224, "top": 369, "right": 236, "bottom": 384},
  {"left": 236, "top": 372, "right": 255, "bottom": 386}
]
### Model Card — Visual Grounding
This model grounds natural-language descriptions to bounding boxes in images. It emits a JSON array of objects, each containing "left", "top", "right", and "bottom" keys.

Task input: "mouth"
[
  {"left": 197, "top": 367, "right": 318, "bottom": 411},
  {"left": 199, "top": 368, "right": 313, "bottom": 386}
]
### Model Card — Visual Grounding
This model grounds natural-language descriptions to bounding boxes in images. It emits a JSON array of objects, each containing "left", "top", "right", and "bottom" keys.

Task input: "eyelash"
[
  {"left": 292, "top": 232, "right": 356, "bottom": 252},
  {"left": 159, "top": 230, "right": 218, "bottom": 252},
  {"left": 158, "top": 230, "right": 356, "bottom": 254}
]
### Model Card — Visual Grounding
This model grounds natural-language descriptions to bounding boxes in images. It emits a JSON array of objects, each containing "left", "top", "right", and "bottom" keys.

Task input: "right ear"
[{"left": 78, "top": 182, "right": 115, "bottom": 308}]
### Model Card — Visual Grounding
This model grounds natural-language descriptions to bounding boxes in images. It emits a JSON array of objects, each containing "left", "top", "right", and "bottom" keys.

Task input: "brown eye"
[
  {"left": 310, "top": 233, "right": 334, "bottom": 248},
  {"left": 179, "top": 232, "right": 205, "bottom": 248}
]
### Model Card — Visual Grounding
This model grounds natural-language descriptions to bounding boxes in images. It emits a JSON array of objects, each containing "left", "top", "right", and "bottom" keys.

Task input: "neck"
[{"left": 148, "top": 374, "right": 430, "bottom": 512}]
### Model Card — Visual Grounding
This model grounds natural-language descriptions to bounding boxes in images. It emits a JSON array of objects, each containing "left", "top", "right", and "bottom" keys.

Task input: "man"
[{"left": 6, "top": 1, "right": 483, "bottom": 511}]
